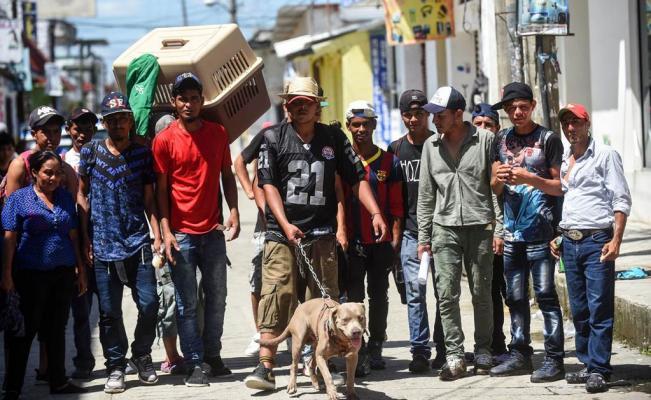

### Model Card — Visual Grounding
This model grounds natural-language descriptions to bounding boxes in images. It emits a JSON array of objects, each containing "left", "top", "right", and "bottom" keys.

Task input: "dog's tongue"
[{"left": 351, "top": 337, "right": 362, "bottom": 350}]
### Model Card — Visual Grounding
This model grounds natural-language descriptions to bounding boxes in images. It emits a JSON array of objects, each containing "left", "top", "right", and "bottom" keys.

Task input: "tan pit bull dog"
[{"left": 259, "top": 298, "right": 366, "bottom": 400}]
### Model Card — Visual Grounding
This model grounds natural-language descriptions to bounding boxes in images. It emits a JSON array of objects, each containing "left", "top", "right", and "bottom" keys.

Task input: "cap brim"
[
  {"left": 71, "top": 112, "right": 99, "bottom": 124},
  {"left": 102, "top": 109, "right": 133, "bottom": 117},
  {"left": 33, "top": 114, "right": 65, "bottom": 128},
  {"left": 491, "top": 101, "right": 507, "bottom": 110},
  {"left": 423, "top": 103, "right": 446, "bottom": 114}
]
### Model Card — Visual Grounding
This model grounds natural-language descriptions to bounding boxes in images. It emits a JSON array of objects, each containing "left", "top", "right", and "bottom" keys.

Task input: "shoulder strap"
[
  {"left": 20, "top": 151, "right": 31, "bottom": 185},
  {"left": 392, "top": 135, "right": 406, "bottom": 158}
]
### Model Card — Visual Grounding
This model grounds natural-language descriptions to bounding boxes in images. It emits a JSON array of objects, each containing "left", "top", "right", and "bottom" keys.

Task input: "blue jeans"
[
  {"left": 504, "top": 241, "right": 564, "bottom": 360},
  {"left": 70, "top": 270, "right": 97, "bottom": 370},
  {"left": 171, "top": 230, "right": 227, "bottom": 367},
  {"left": 400, "top": 230, "right": 445, "bottom": 358},
  {"left": 562, "top": 230, "right": 615, "bottom": 377},
  {"left": 94, "top": 246, "right": 158, "bottom": 371}
]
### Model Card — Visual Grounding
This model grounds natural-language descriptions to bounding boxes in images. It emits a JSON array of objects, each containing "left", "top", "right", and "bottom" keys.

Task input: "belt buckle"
[{"left": 566, "top": 229, "right": 583, "bottom": 241}]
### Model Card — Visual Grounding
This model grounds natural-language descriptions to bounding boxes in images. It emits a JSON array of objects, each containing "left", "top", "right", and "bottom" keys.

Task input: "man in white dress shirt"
[{"left": 550, "top": 103, "right": 632, "bottom": 394}]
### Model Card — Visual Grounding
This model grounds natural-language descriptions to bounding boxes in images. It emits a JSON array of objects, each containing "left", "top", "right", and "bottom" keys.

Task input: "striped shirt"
[{"left": 344, "top": 147, "right": 403, "bottom": 244}]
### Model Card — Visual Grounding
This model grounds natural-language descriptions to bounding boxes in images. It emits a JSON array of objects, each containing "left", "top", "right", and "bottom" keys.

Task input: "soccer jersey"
[
  {"left": 343, "top": 147, "right": 403, "bottom": 244},
  {"left": 257, "top": 121, "right": 365, "bottom": 239},
  {"left": 492, "top": 125, "right": 563, "bottom": 242}
]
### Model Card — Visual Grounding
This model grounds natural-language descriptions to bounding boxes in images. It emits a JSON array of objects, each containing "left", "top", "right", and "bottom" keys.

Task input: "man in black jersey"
[{"left": 244, "top": 77, "right": 388, "bottom": 391}]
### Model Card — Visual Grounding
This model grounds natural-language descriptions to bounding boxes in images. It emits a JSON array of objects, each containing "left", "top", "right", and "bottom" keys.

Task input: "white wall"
[
  {"left": 585, "top": 0, "right": 644, "bottom": 173},
  {"left": 556, "top": 0, "right": 592, "bottom": 110},
  {"left": 445, "top": 31, "right": 477, "bottom": 104}
]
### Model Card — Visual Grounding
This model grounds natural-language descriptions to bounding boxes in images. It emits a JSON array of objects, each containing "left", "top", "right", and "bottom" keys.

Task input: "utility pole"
[
  {"left": 534, "top": 36, "right": 560, "bottom": 133},
  {"left": 493, "top": 0, "right": 523, "bottom": 126},
  {"left": 181, "top": 0, "right": 189, "bottom": 26},
  {"left": 229, "top": 0, "right": 237, "bottom": 24}
]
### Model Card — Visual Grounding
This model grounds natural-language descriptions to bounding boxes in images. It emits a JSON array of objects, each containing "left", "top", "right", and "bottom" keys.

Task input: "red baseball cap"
[
  {"left": 287, "top": 95, "right": 317, "bottom": 104},
  {"left": 559, "top": 103, "right": 590, "bottom": 122}
]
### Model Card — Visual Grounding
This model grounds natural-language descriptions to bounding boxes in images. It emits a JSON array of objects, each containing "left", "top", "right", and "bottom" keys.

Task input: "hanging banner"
[
  {"left": 517, "top": 0, "right": 569, "bottom": 36},
  {"left": 45, "top": 62, "right": 63, "bottom": 97},
  {"left": 36, "top": 0, "right": 96, "bottom": 18},
  {"left": 383, "top": 0, "right": 454, "bottom": 45},
  {"left": 370, "top": 33, "right": 391, "bottom": 148},
  {"left": 0, "top": 0, "right": 23, "bottom": 64}
]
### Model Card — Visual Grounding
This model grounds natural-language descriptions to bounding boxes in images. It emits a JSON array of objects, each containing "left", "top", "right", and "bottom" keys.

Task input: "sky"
[{"left": 66, "top": 0, "right": 320, "bottom": 83}]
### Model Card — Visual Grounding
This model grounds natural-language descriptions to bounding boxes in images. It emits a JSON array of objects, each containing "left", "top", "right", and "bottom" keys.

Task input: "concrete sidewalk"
[{"left": 2, "top": 192, "right": 650, "bottom": 399}]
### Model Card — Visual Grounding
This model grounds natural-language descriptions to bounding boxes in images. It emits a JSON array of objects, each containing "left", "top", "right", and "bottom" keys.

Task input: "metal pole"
[
  {"left": 229, "top": 0, "right": 237, "bottom": 24},
  {"left": 181, "top": 0, "right": 188, "bottom": 26},
  {"left": 420, "top": 42, "right": 426, "bottom": 94},
  {"left": 48, "top": 20, "right": 58, "bottom": 109},
  {"left": 535, "top": 36, "right": 550, "bottom": 129}
]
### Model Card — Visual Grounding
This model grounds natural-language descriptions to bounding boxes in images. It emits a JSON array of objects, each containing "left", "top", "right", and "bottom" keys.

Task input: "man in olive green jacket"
[{"left": 417, "top": 87, "right": 501, "bottom": 381}]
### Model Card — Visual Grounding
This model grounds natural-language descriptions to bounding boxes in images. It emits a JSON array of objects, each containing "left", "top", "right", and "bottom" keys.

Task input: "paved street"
[{"left": 2, "top": 189, "right": 650, "bottom": 400}]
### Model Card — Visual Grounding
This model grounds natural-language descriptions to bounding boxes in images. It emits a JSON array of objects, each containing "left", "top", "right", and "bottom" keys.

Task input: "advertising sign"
[
  {"left": 383, "top": 0, "right": 454, "bottom": 45},
  {"left": 0, "top": 0, "right": 22, "bottom": 64},
  {"left": 45, "top": 62, "right": 63, "bottom": 97},
  {"left": 517, "top": 0, "right": 569, "bottom": 36},
  {"left": 370, "top": 34, "right": 391, "bottom": 148},
  {"left": 36, "top": 0, "right": 96, "bottom": 18}
]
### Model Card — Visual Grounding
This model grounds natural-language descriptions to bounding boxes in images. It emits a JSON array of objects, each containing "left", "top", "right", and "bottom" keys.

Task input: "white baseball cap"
[{"left": 345, "top": 100, "right": 377, "bottom": 120}]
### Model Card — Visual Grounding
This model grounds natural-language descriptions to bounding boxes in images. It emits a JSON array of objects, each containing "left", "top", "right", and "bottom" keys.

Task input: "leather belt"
[{"left": 560, "top": 228, "right": 612, "bottom": 241}]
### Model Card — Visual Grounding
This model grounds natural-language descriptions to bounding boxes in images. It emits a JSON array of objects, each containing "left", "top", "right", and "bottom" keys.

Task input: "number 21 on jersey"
[{"left": 286, "top": 160, "right": 325, "bottom": 205}]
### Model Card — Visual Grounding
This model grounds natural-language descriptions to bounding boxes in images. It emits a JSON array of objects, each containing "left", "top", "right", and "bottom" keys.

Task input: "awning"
[{"left": 273, "top": 19, "right": 384, "bottom": 59}]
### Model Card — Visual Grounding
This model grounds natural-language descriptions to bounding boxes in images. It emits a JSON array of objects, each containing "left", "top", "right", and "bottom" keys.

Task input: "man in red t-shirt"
[{"left": 152, "top": 72, "right": 240, "bottom": 387}]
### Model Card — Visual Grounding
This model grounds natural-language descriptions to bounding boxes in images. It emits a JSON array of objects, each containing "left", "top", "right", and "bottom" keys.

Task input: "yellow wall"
[{"left": 295, "top": 31, "right": 373, "bottom": 129}]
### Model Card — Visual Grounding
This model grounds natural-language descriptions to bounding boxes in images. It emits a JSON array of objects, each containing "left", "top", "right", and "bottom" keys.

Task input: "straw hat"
[{"left": 279, "top": 77, "right": 325, "bottom": 101}]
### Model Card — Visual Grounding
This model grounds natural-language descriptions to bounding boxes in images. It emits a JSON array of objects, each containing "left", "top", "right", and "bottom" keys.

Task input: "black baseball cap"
[
  {"left": 172, "top": 72, "right": 203, "bottom": 96},
  {"left": 491, "top": 82, "right": 534, "bottom": 110},
  {"left": 101, "top": 92, "right": 132, "bottom": 117},
  {"left": 471, "top": 103, "right": 499, "bottom": 123},
  {"left": 399, "top": 89, "right": 428, "bottom": 113},
  {"left": 423, "top": 86, "right": 466, "bottom": 114},
  {"left": 28, "top": 106, "right": 65, "bottom": 130},
  {"left": 68, "top": 107, "right": 98, "bottom": 125}
]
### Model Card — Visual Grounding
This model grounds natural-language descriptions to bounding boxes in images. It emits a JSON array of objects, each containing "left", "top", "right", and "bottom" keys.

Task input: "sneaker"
[
  {"left": 302, "top": 354, "right": 314, "bottom": 377},
  {"left": 491, "top": 352, "right": 511, "bottom": 367},
  {"left": 161, "top": 358, "right": 186, "bottom": 375},
  {"left": 489, "top": 352, "right": 533, "bottom": 377},
  {"left": 132, "top": 354, "right": 159, "bottom": 384},
  {"left": 473, "top": 353, "right": 492, "bottom": 375},
  {"left": 125, "top": 359, "right": 137, "bottom": 375},
  {"left": 71, "top": 366, "right": 93, "bottom": 380},
  {"left": 244, "top": 363, "right": 275, "bottom": 391},
  {"left": 368, "top": 343, "right": 386, "bottom": 370},
  {"left": 205, "top": 355, "right": 231, "bottom": 378},
  {"left": 565, "top": 367, "right": 590, "bottom": 384},
  {"left": 531, "top": 357, "right": 564, "bottom": 383},
  {"left": 355, "top": 346, "right": 371, "bottom": 377},
  {"left": 184, "top": 365, "right": 210, "bottom": 387},
  {"left": 430, "top": 353, "right": 447, "bottom": 370},
  {"left": 586, "top": 372, "right": 608, "bottom": 393},
  {"left": 50, "top": 381, "right": 88, "bottom": 394},
  {"left": 439, "top": 356, "right": 467, "bottom": 381},
  {"left": 409, "top": 354, "right": 430, "bottom": 374},
  {"left": 244, "top": 332, "right": 261, "bottom": 357},
  {"left": 104, "top": 369, "right": 126, "bottom": 394}
]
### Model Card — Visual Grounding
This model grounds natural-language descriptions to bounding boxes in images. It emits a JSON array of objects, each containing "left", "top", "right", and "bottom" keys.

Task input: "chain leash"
[{"left": 267, "top": 231, "right": 331, "bottom": 299}]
